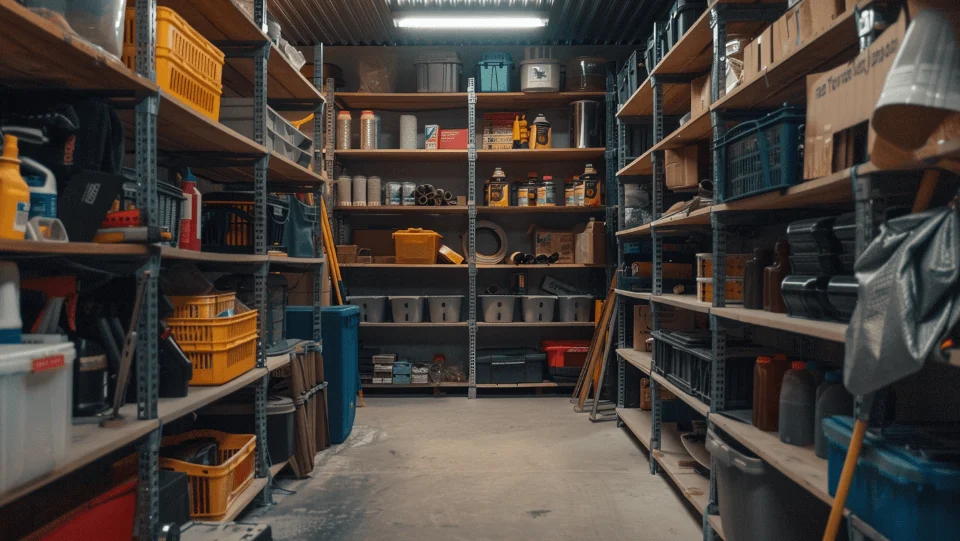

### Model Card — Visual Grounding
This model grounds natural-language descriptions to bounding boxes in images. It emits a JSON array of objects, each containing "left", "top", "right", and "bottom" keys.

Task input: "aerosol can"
[
  {"left": 179, "top": 168, "right": 202, "bottom": 250},
  {"left": 0, "top": 135, "right": 30, "bottom": 240}
]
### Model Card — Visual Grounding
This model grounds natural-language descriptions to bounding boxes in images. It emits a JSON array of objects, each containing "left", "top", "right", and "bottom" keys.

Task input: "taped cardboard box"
[
  {"left": 573, "top": 219, "right": 606, "bottom": 265},
  {"left": 690, "top": 73, "right": 712, "bottom": 117},
  {"left": 665, "top": 142, "right": 709, "bottom": 191},
  {"left": 742, "top": 26, "right": 774, "bottom": 83},
  {"left": 631, "top": 262, "right": 695, "bottom": 279},
  {"left": 633, "top": 303, "right": 695, "bottom": 351},
  {"left": 529, "top": 226, "right": 575, "bottom": 263},
  {"left": 336, "top": 245, "right": 358, "bottom": 264},
  {"left": 772, "top": 0, "right": 813, "bottom": 61},
  {"left": 803, "top": 12, "right": 905, "bottom": 179}
]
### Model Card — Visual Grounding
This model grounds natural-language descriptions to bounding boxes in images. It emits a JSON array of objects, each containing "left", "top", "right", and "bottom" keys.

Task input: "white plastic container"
[
  {"left": 522, "top": 295, "right": 556, "bottom": 323},
  {"left": 480, "top": 295, "right": 517, "bottom": 323},
  {"left": 426, "top": 296, "right": 463, "bottom": 323},
  {"left": 0, "top": 342, "right": 76, "bottom": 493},
  {"left": 557, "top": 295, "right": 593, "bottom": 322},
  {"left": 389, "top": 296, "right": 424, "bottom": 323},
  {"left": 346, "top": 296, "right": 387, "bottom": 323},
  {"left": 24, "top": 0, "right": 126, "bottom": 59},
  {"left": 519, "top": 47, "right": 561, "bottom": 92}
]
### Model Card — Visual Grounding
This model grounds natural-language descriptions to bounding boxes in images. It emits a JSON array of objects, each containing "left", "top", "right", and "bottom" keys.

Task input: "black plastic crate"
[
  {"left": 120, "top": 179, "right": 185, "bottom": 247},
  {"left": 617, "top": 50, "right": 644, "bottom": 106},
  {"left": 201, "top": 192, "right": 289, "bottom": 254},
  {"left": 690, "top": 349, "right": 757, "bottom": 409},
  {"left": 653, "top": 331, "right": 712, "bottom": 395}
]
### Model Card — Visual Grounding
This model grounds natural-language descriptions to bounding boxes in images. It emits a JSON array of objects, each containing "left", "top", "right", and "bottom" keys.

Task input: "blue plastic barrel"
[{"left": 321, "top": 305, "right": 360, "bottom": 444}]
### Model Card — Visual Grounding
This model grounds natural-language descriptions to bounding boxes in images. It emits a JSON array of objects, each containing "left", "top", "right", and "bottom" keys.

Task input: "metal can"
[
  {"left": 581, "top": 164, "right": 601, "bottom": 206},
  {"left": 336, "top": 111, "right": 352, "bottom": 150},
  {"left": 517, "top": 182, "right": 530, "bottom": 207},
  {"left": 360, "top": 110, "right": 376, "bottom": 150},
  {"left": 386, "top": 182, "right": 403, "bottom": 205},
  {"left": 487, "top": 167, "right": 510, "bottom": 207},
  {"left": 401, "top": 182, "right": 417, "bottom": 206},
  {"left": 564, "top": 177, "right": 576, "bottom": 206},
  {"left": 537, "top": 176, "right": 556, "bottom": 206}
]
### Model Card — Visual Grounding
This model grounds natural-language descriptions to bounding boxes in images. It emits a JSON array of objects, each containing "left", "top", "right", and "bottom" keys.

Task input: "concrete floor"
[{"left": 247, "top": 396, "right": 703, "bottom": 541}]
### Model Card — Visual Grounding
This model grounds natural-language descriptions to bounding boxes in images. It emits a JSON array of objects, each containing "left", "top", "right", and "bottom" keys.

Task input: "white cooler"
[{"left": 0, "top": 342, "right": 75, "bottom": 493}]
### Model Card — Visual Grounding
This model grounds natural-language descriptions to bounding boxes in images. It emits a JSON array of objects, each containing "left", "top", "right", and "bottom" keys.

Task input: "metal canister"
[
  {"left": 401, "top": 182, "right": 417, "bottom": 206},
  {"left": 581, "top": 163, "right": 602, "bottom": 207},
  {"left": 366, "top": 175, "right": 382, "bottom": 206},
  {"left": 564, "top": 177, "right": 576, "bottom": 206},
  {"left": 336, "top": 111, "right": 352, "bottom": 150},
  {"left": 360, "top": 110, "right": 376, "bottom": 150},
  {"left": 537, "top": 175, "right": 556, "bottom": 206},
  {"left": 487, "top": 167, "right": 510, "bottom": 207},
  {"left": 386, "top": 182, "right": 403, "bottom": 205}
]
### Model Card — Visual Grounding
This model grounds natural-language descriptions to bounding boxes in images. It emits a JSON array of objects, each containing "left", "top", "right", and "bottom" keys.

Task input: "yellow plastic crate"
[
  {"left": 168, "top": 309, "right": 258, "bottom": 344},
  {"left": 169, "top": 293, "right": 236, "bottom": 319},
  {"left": 159, "top": 430, "right": 256, "bottom": 520},
  {"left": 182, "top": 331, "right": 258, "bottom": 385},
  {"left": 122, "top": 7, "right": 224, "bottom": 120},
  {"left": 392, "top": 228, "right": 442, "bottom": 264}
]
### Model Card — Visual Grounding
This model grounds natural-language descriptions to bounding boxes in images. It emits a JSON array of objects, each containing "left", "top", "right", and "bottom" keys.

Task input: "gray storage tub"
[
  {"left": 706, "top": 427, "right": 831, "bottom": 541},
  {"left": 415, "top": 52, "right": 462, "bottom": 92},
  {"left": 521, "top": 295, "right": 556, "bottom": 323},
  {"left": 479, "top": 295, "right": 517, "bottom": 323},
  {"left": 346, "top": 296, "right": 387, "bottom": 323},
  {"left": 220, "top": 99, "right": 313, "bottom": 159},
  {"left": 389, "top": 296, "right": 424, "bottom": 323},
  {"left": 557, "top": 295, "right": 593, "bottom": 322},
  {"left": 426, "top": 295, "right": 463, "bottom": 323}
]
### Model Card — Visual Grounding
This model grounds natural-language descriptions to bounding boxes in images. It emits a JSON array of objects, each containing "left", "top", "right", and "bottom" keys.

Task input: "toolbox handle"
[{"left": 491, "top": 360, "right": 525, "bottom": 366}]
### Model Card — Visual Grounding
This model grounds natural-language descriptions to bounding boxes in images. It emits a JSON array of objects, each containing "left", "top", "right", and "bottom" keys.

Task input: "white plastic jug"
[{"left": 21, "top": 157, "right": 56, "bottom": 219}]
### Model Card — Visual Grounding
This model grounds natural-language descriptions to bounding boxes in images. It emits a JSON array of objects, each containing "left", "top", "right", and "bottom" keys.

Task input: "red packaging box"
[{"left": 438, "top": 129, "right": 468, "bottom": 149}]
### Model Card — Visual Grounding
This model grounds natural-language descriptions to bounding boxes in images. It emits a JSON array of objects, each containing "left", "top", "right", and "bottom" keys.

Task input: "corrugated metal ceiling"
[{"left": 269, "top": 0, "right": 669, "bottom": 46}]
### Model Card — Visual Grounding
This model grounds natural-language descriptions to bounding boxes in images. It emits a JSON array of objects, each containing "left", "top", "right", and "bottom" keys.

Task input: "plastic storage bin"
[
  {"left": 122, "top": 7, "right": 224, "bottom": 120},
  {"left": 25, "top": 0, "right": 127, "bottom": 59},
  {"left": 321, "top": 306, "right": 360, "bottom": 444},
  {"left": 220, "top": 99, "right": 312, "bottom": 166},
  {"left": 480, "top": 295, "right": 518, "bottom": 323},
  {"left": 476, "top": 349, "right": 545, "bottom": 384},
  {"left": 654, "top": 331, "right": 755, "bottom": 408},
  {"left": 346, "top": 296, "right": 387, "bottom": 323},
  {"left": 168, "top": 309, "right": 257, "bottom": 344},
  {"left": 557, "top": 295, "right": 593, "bottom": 322},
  {"left": 196, "top": 396, "right": 296, "bottom": 465},
  {"left": 202, "top": 192, "right": 289, "bottom": 254},
  {"left": 159, "top": 430, "right": 256, "bottom": 520},
  {"left": 415, "top": 52, "right": 462, "bottom": 92},
  {"left": 668, "top": 0, "right": 706, "bottom": 49},
  {"left": 617, "top": 50, "right": 643, "bottom": 105},
  {"left": 522, "top": 295, "right": 556, "bottom": 323},
  {"left": 38, "top": 479, "right": 137, "bottom": 541},
  {"left": 716, "top": 106, "right": 806, "bottom": 202},
  {"left": 426, "top": 295, "right": 463, "bottom": 323},
  {"left": 477, "top": 52, "right": 513, "bottom": 92},
  {"left": 0, "top": 342, "right": 75, "bottom": 494},
  {"left": 169, "top": 293, "right": 236, "bottom": 319},
  {"left": 824, "top": 417, "right": 960, "bottom": 541},
  {"left": 520, "top": 47, "right": 561, "bottom": 92},
  {"left": 179, "top": 332, "right": 257, "bottom": 386},
  {"left": 389, "top": 296, "right": 424, "bottom": 323},
  {"left": 392, "top": 228, "right": 441, "bottom": 264},
  {"left": 707, "top": 427, "right": 832, "bottom": 541}
]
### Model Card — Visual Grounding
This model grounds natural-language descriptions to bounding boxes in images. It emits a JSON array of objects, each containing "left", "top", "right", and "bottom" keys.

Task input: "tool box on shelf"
[
  {"left": 716, "top": 106, "right": 805, "bottom": 202},
  {"left": 202, "top": 192, "right": 289, "bottom": 254},
  {"left": 33, "top": 479, "right": 138, "bottom": 541},
  {"left": 119, "top": 180, "right": 185, "bottom": 247},
  {"left": 476, "top": 349, "right": 546, "bottom": 384},
  {"left": 542, "top": 340, "right": 590, "bottom": 379},
  {"left": 823, "top": 417, "right": 960, "bottom": 541},
  {"left": 159, "top": 430, "right": 256, "bottom": 520},
  {"left": 122, "top": 6, "right": 224, "bottom": 121}
]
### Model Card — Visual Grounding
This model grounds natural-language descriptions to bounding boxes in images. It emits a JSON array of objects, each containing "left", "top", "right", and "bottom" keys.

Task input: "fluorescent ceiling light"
[{"left": 394, "top": 15, "right": 548, "bottom": 29}]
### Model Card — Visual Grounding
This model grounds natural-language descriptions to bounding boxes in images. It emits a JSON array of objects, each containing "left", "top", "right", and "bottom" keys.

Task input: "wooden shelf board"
[
  {"left": 707, "top": 514, "right": 727, "bottom": 540},
  {"left": 477, "top": 91, "right": 606, "bottom": 109},
  {"left": 222, "top": 45, "right": 323, "bottom": 106},
  {"left": 210, "top": 478, "right": 268, "bottom": 523},
  {"left": 363, "top": 382, "right": 470, "bottom": 389},
  {"left": 335, "top": 149, "right": 466, "bottom": 162},
  {"left": 477, "top": 322, "right": 596, "bottom": 328},
  {"left": 337, "top": 92, "right": 466, "bottom": 111},
  {"left": 711, "top": 306, "right": 848, "bottom": 343},
  {"left": 617, "top": 78, "right": 653, "bottom": 118},
  {"left": 158, "top": 0, "right": 267, "bottom": 42},
  {"left": 269, "top": 459, "right": 289, "bottom": 478},
  {"left": 617, "top": 149, "right": 652, "bottom": 176},
  {"left": 617, "top": 407, "right": 653, "bottom": 449},
  {"left": 478, "top": 263, "right": 605, "bottom": 269},
  {"left": 266, "top": 354, "right": 291, "bottom": 371},
  {"left": 653, "top": 422, "right": 711, "bottom": 514},
  {"left": 712, "top": 165, "right": 857, "bottom": 212},
  {"left": 618, "top": 78, "right": 691, "bottom": 118},
  {"left": 651, "top": 109, "right": 712, "bottom": 153},
  {"left": 475, "top": 382, "right": 576, "bottom": 388},
  {"left": 651, "top": 294, "right": 712, "bottom": 314},
  {"left": 477, "top": 148, "right": 606, "bottom": 162},
  {"left": 360, "top": 322, "right": 467, "bottom": 328},
  {"left": 0, "top": 403, "right": 156, "bottom": 509},
  {"left": 712, "top": 2, "right": 868, "bottom": 112},
  {"left": 477, "top": 206, "right": 607, "bottom": 214},
  {"left": 336, "top": 205, "right": 466, "bottom": 214},
  {"left": 654, "top": 206, "right": 712, "bottom": 230},
  {"left": 616, "top": 289, "right": 652, "bottom": 301},
  {"left": 161, "top": 247, "right": 269, "bottom": 265},
  {"left": 268, "top": 256, "right": 325, "bottom": 272},
  {"left": 617, "top": 348, "right": 652, "bottom": 375},
  {"left": 0, "top": 0, "right": 157, "bottom": 93},
  {"left": 341, "top": 263, "right": 464, "bottom": 269},
  {"left": 710, "top": 413, "right": 832, "bottom": 506},
  {"left": 652, "top": 372, "right": 710, "bottom": 417},
  {"left": 652, "top": 8, "right": 714, "bottom": 77},
  {"left": 157, "top": 367, "right": 268, "bottom": 424},
  {"left": 616, "top": 223, "right": 652, "bottom": 238},
  {"left": 196, "top": 150, "right": 326, "bottom": 186},
  {"left": 0, "top": 241, "right": 151, "bottom": 258}
]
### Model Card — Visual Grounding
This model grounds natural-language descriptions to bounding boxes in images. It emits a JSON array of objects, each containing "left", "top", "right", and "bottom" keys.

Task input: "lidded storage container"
[
  {"left": 565, "top": 56, "right": 607, "bottom": 91},
  {"left": 477, "top": 52, "right": 513, "bottom": 92},
  {"left": 519, "top": 47, "right": 561, "bottom": 92},
  {"left": 415, "top": 51, "right": 462, "bottom": 92}
]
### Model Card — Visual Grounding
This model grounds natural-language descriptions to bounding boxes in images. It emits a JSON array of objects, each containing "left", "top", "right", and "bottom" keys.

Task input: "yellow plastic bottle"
[{"left": 0, "top": 135, "right": 30, "bottom": 240}]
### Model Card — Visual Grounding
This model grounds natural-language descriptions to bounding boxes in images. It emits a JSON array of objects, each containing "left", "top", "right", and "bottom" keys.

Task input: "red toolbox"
[
  {"left": 36, "top": 479, "right": 137, "bottom": 541},
  {"left": 542, "top": 340, "right": 590, "bottom": 379}
]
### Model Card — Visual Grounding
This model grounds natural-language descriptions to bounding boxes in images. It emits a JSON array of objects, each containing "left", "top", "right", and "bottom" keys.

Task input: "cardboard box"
[
  {"left": 772, "top": 1, "right": 812, "bottom": 61},
  {"left": 633, "top": 304, "right": 695, "bottom": 350},
  {"left": 743, "top": 26, "right": 775, "bottom": 82},
  {"left": 664, "top": 143, "right": 708, "bottom": 191},
  {"left": 690, "top": 73, "right": 711, "bottom": 117},
  {"left": 336, "top": 244, "right": 358, "bottom": 263},
  {"left": 810, "top": 0, "right": 846, "bottom": 34},
  {"left": 631, "top": 262, "right": 695, "bottom": 279},
  {"left": 373, "top": 256, "right": 396, "bottom": 264},
  {"left": 530, "top": 227, "right": 575, "bottom": 263},
  {"left": 351, "top": 229, "right": 395, "bottom": 256},
  {"left": 573, "top": 219, "right": 606, "bottom": 265},
  {"left": 438, "top": 245, "right": 464, "bottom": 265},
  {"left": 803, "top": 12, "right": 905, "bottom": 179},
  {"left": 425, "top": 124, "right": 439, "bottom": 150},
  {"left": 438, "top": 129, "right": 468, "bottom": 150}
]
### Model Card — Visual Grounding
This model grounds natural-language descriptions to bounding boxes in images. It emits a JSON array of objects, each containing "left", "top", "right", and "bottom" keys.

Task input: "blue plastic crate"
[
  {"left": 392, "top": 361, "right": 412, "bottom": 376},
  {"left": 716, "top": 106, "right": 805, "bottom": 202},
  {"left": 321, "top": 305, "right": 360, "bottom": 444},
  {"left": 823, "top": 416, "right": 960, "bottom": 541},
  {"left": 477, "top": 52, "right": 513, "bottom": 92},
  {"left": 392, "top": 374, "right": 412, "bottom": 385}
]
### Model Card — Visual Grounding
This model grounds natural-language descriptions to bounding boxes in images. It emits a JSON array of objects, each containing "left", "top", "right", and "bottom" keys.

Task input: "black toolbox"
[{"left": 477, "top": 349, "right": 545, "bottom": 384}]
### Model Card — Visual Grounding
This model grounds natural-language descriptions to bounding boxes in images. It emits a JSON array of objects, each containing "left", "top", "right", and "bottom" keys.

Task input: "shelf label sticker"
[{"left": 32, "top": 354, "right": 65, "bottom": 373}]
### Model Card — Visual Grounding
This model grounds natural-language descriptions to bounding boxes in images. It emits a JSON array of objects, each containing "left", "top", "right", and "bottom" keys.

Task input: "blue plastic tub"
[
  {"left": 321, "top": 305, "right": 360, "bottom": 444},
  {"left": 477, "top": 52, "right": 513, "bottom": 92},
  {"left": 716, "top": 106, "right": 806, "bottom": 202},
  {"left": 823, "top": 416, "right": 960, "bottom": 541}
]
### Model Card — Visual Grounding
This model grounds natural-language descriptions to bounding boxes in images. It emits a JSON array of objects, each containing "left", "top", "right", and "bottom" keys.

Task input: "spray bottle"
[
  {"left": 22, "top": 156, "right": 57, "bottom": 219},
  {"left": 0, "top": 135, "right": 31, "bottom": 240},
  {"left": 179, "top": 168, "right": 202, "bottom": 250}
]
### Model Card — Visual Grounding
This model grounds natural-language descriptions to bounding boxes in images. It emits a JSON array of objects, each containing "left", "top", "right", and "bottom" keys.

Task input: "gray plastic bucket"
[
  {"left": 426, "top": 295, "right": 464, "bottom": 323},
  {"left": 346, "top": 296, "right": 387, "bottom": 323},
  {"left": 557, "top": 295, "right": 593, "bottom": 322},
  {"left": 388, "top": 296, "right": 424, "bottom": 323},
  {"left": 479, "top": 295, "right": 517, "bottom": 323},
  {"left": 521, "top": 295, "right": 556, "bottom": 323}
]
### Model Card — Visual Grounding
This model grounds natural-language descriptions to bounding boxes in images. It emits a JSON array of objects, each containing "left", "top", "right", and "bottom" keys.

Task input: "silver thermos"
[{"left": 569, "top": 100, "right": 602, "bottom": 148}]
